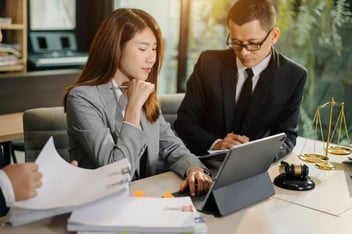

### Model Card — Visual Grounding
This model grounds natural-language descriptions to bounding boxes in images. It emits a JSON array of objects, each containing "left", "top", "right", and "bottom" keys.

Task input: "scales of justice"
[{"left": 298, "top": 97, "right": 351, "bottom": 170}]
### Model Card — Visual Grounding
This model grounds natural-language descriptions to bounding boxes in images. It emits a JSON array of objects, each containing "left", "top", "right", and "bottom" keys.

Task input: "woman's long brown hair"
[{"left": 63, "top": 8, "right": 163, "bottom": 122}]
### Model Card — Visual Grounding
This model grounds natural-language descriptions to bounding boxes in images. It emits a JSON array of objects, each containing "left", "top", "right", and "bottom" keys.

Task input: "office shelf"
[{"left": 0, "top": 0, "right": 27, "bottom": 73}]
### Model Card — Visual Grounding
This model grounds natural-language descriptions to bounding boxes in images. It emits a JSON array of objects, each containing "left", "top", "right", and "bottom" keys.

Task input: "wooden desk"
[
  {"left": 128, "top": 170, "right": 349, "bottom": 234},
  {"left": 0, "top": 112, "right": 23, "bottom": 143},
  {"left": 0, "top": 112, "right": 23, "bottom": 164},
  {"left": 1, "top": 137, "right": 351, "bottom": 234}
]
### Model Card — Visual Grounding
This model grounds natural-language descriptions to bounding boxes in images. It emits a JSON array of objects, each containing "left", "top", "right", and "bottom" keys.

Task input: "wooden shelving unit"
[{"left": 0, "top": 0, "right": 27, "bottom": 73}]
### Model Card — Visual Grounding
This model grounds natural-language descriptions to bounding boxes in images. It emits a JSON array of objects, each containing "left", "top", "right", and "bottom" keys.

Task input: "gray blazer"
[{"left": 66, "top": 82, "right": 206, "bottom": 178}]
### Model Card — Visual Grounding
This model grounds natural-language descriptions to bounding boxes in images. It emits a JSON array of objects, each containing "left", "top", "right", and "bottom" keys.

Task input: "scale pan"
[
  {"left": 298, "top": 153, "right": 329, "bottom": 163},
  {"left": 327, "top": 146, "right": 352, "bottom": 155}
]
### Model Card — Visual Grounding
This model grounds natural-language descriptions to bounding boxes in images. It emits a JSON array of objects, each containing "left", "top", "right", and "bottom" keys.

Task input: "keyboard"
[{"left": 29, "top": 51, "right": 88, "bottom": 68}]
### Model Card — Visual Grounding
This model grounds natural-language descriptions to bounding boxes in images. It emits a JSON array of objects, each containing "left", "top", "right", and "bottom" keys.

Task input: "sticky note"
[
  {"left": 133, "top": 190, "right": 144, "bottom": 197},
  {"left": 163, "top": 191, "right": 174, "bottom": 198}
]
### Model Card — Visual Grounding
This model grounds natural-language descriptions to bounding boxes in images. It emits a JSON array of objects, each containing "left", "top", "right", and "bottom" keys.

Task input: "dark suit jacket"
[
  {"left": 0, "top": 146, "right": 9, "bottom": 216},
  {"left": 174, "top": 48, "right": 307, "bottom": 161}
]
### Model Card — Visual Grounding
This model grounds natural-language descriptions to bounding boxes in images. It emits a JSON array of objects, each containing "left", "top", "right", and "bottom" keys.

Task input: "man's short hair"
[{"left": 227, "top": 0, "right": 276, "bottom": 31}]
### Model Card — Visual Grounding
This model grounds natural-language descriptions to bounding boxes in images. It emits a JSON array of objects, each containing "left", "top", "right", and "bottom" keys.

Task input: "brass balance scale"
[{"left": 298, "top": 97, "right": 351, "bottom": 170}]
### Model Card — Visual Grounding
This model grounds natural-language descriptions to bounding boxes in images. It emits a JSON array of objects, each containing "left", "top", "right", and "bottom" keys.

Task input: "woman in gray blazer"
[{"left": 63, "top": 8, "right": 211, "bottom": 196}]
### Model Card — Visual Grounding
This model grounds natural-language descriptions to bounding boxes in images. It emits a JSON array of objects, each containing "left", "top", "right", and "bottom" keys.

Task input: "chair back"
[
  {"left": 158, "top": 93, "right": 184, "bottom": 130},
  {"left": 23, "top": 106, "right": 69, "bottom": 162},
  {"left": 23, "top": 95, "right": 185, "bottom": 162}
]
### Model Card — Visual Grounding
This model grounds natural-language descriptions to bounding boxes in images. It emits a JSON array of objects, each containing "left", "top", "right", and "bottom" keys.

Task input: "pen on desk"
[{"left": 163, "top": 205, "right": 193, "bottom": 212}]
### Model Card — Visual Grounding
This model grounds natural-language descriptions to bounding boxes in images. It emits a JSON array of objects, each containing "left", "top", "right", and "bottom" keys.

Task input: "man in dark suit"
[{"left": 174, "top": 0, "right": 307, "bottom": 161}]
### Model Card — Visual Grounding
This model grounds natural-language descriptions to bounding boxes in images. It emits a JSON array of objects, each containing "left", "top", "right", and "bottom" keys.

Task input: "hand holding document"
[{"left": 6, "top": 137, "right": 131, "bottom": 226}]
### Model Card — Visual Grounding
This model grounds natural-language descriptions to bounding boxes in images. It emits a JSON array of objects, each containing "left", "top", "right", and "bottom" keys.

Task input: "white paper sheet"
[
  {"left": 68, "top": 196, "right": 198, "bottom": 233},
  {"left": 13, "top": 137, "right": 131, "bottom": 210}
]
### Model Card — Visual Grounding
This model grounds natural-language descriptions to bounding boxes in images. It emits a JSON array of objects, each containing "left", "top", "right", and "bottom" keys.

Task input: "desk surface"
[
  {"left": 0, "top": 112, "right": 23, "bottom": 142},
  {"left": 1, "top": 137, "right": 351, "bottom": 234},
  {"left": 271, "top": 137, "right": 352, "bottom": 216}
]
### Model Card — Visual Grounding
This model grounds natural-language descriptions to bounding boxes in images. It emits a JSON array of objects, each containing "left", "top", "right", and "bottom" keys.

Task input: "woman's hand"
[
  {"left": 123, "top": 79, "right": 155, "bottom": 127},
  {"left": 178, "top": 167, "right": 212, "bottom": 196}
]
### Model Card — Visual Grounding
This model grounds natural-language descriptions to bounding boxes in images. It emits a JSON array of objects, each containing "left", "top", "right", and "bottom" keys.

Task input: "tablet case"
[{"left": 198, "top": 133, "right": 286, "bottom": 216}]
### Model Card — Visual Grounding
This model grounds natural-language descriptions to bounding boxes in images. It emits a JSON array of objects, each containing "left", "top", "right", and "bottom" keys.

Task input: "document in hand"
[
  {"left": 68, "top": 196, "right": 207, "bottom": 234},
  {"left": 6, "top": 137, "right": 131, "bottom": 226}
]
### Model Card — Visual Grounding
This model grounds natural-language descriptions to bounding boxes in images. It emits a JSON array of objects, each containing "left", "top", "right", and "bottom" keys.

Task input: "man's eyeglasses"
[{"left": 226, "top": 29, "right": 273, "bottom": 51}]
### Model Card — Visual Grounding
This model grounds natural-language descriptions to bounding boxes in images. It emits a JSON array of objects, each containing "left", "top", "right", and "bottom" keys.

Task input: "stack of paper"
[
  {"left": 68, "top": 196, "right": 207, "bottom": 234},
  {"left": 6, "top": 137, "right": 131, "bottom": 226}
]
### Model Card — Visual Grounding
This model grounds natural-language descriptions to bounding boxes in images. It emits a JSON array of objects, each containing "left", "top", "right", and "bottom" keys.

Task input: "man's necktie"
[{"left": 233, "top": 68, "right": 253, "bottom": 133}]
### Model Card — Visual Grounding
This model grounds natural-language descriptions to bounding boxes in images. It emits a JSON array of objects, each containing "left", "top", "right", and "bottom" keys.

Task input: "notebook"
[{"left": 175, "top": 132, "right": 286, "bottom": 217}]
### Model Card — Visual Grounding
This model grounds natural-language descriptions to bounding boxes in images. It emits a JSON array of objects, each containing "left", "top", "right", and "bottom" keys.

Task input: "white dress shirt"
[
  {"left": 209, "top": 54, "right": 272, "bottom": 150},
  {"left": 0, "top": 169, "right": 15, "bottom": 207},
  {"left": 111, "top": 80, "right": 140, "bottom": 129},
  {"left": 235, "top": 55, "right": 271, "bottom": 102}
]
